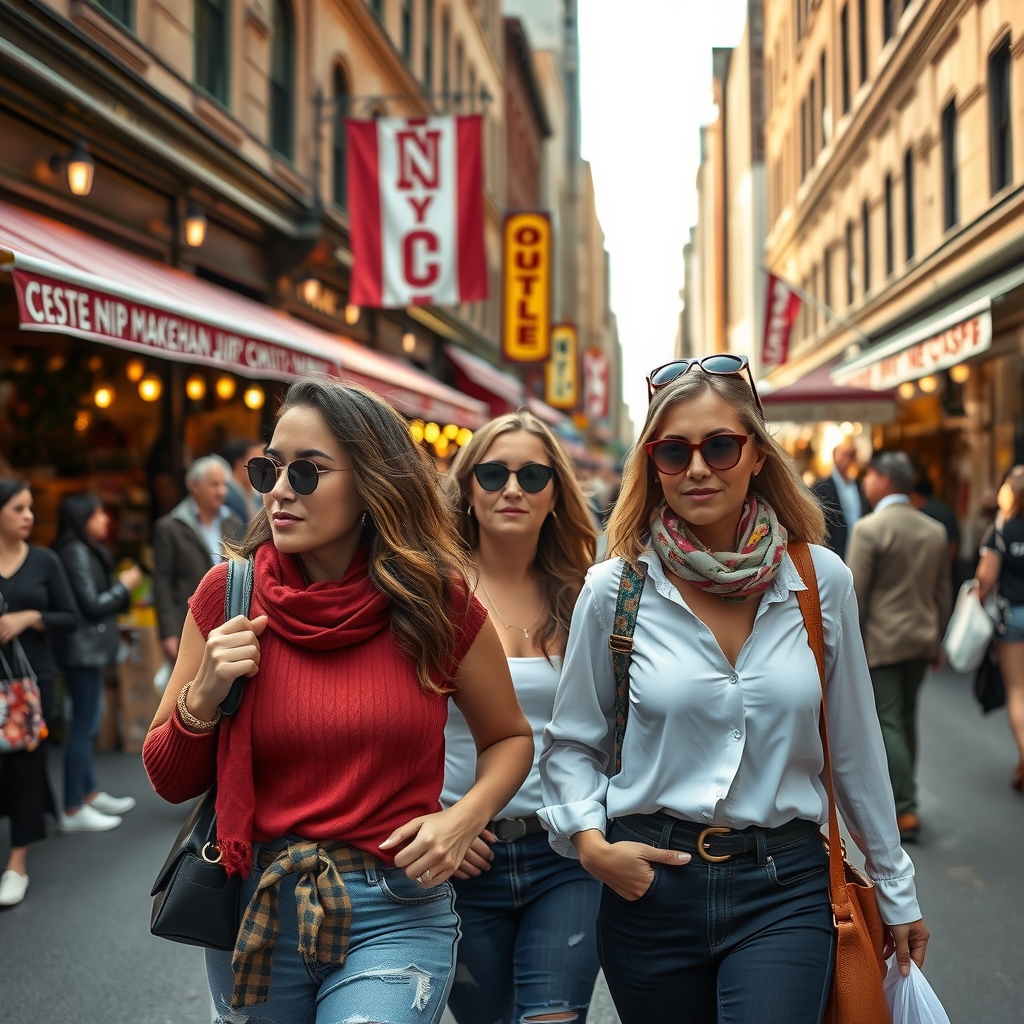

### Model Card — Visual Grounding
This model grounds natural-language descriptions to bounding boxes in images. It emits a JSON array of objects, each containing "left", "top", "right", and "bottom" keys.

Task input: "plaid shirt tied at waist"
[{"left": 231, "top": 839, "right": 381, "bottom": 1007}]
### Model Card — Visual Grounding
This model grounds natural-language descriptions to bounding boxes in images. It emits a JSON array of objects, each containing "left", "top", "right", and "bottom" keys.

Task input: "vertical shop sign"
[
  {"left": 545, "top": 324, "right": 579, "bottom": 409},
  {"left": 761, "top": 273, "right": 801, "bottom": 367},
  {"left": 501, "top": 212, "right": 552, "bottom": 362},
  {"left": 582, "top": 347, "right": 610, "bottom": 420},
  {"left": 347, "top": 115, "right": 488, "bottom": 308}
]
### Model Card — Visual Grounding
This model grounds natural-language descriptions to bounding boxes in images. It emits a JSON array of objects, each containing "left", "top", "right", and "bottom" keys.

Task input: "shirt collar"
[
  {"left": 189, "top": 499, "right": 230, "bottom": 525},
  {"left": 831, "top": 466, "right": 856, "bottom": 491},
  {"left": 874, "top": 493, "right": 911, "bottom": 513}
]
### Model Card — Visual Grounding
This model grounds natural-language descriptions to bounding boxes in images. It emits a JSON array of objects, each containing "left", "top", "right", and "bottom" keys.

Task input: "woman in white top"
[
  {"left": 442, "top": 411, "right": 599, "bottom": 1024},
  {"left": 538, "top": 357, "right": 929, "bottom": 1024}
]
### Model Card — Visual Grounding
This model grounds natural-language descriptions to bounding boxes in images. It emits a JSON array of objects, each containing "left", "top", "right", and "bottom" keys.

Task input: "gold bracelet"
[{"left": 176, "top": 681, "right": 221, "bottom": 733}]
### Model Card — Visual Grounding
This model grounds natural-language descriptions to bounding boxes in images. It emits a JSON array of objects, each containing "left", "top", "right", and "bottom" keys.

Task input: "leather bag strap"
[
  {"left": 788, "top": 540, "right": 854, "bottom": 922},
  {"left": 610, "top": 560, "right": 646, "bottom": 776}
]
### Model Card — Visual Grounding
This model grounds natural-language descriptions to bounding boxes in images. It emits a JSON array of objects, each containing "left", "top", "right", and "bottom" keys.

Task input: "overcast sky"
[{"left": 578, "top": 0, "right": 749, "bottom": 434}]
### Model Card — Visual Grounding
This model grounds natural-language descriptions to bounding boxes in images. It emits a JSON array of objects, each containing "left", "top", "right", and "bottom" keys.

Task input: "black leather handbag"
[{"left": 149, "top": 557, "right": 253, "bottom": 949}]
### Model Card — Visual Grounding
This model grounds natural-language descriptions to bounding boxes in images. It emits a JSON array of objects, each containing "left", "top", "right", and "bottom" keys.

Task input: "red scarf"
[{"left": 216, "top": 542, "right": 391, "bottom": 876}]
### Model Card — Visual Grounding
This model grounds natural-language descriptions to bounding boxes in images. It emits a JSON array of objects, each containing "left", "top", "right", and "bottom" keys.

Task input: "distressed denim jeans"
[
  {"left": 446, "top": 830, "right": 601, "bottom": 1024},
  {"left": 206, "top": 841, "right": 460, "bottom": 1024}
]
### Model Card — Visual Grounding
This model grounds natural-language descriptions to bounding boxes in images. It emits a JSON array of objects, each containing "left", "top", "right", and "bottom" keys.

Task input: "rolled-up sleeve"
[
  {"left": 538, "top": 576, "right": 617, "bottom": 857},
  {"left": 826, "top": 577, "right": 922, "bottom": 924}
]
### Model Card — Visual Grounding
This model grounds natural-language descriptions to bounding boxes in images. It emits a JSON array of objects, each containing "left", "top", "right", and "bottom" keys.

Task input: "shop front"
[
  {"left": 0, "top": 199, "right": 487, "bottom": 550},
  {"left": 831, "top": 264, "right": 1024, "bottom": 554}
]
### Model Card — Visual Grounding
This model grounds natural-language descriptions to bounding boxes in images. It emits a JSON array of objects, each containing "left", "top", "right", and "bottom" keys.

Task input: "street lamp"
[{"left": 184, "top": 202, "right": 207, "bottom": 248}]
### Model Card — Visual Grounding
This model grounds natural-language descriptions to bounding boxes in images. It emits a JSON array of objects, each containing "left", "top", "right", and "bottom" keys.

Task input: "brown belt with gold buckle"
[{"left": 616, "top": 812, "right": 821, "bottom": 863}]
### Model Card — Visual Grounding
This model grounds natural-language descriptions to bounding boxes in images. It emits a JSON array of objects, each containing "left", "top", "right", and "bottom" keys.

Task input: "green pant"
[{"left": 869, "top": 659, "right": 930, "bottom": 816}]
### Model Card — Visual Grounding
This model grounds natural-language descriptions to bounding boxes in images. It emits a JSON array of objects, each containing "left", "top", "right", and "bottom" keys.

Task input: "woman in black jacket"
[
  {"left": 0, "top": 479, "right": 79, "bottom": 908},
  {"left": 53, "top": 493, "right": 141, "bottom": 833}
]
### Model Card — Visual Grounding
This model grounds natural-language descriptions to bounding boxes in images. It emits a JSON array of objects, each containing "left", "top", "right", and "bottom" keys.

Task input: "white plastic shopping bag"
[{"left": 883, "top": 958, "right": 952, "bottom": 1024}]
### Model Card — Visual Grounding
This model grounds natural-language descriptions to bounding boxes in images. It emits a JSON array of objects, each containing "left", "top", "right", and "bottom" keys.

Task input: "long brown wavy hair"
[
  {"left": 607, "top": 370, "right": 826, "bottom": 564},
  {"left": 444, "top": 411, "right": 597, "bottom": 658},
  {"left": 235, "top": 378, "right": 473, "bottom": 694}
]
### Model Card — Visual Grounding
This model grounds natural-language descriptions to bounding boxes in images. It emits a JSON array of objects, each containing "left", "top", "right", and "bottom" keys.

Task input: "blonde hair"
[
  {"left": 606, "top": 371, "right": 826, "bottom": 564},
  {"left": 444, "top": 411, "right": 597, "bottom": 657},
  {"left": 235, "top": 379, "right": 474, "bottom": 695}
]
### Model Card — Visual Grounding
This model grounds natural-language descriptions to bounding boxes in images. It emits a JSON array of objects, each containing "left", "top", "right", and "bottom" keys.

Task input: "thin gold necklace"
[{"left": 478, "top": 578, "right": 547, "bottom": 639}]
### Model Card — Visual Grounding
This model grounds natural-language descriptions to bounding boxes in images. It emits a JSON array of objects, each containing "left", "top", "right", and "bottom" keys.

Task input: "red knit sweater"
[{"left": 143, "top": 556, "right": 487, "bottom": 863}]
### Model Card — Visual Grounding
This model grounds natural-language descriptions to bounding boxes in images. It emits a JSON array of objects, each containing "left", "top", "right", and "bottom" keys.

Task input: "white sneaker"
[
  {"left": 89, "top": 792, "right": 136, "bottom": 815},
  {"left": 59, "top": 804, "right": 122, "bottom": 833},
  {"left": 0, "top": 870, "right": 29, "bottom": 907}
]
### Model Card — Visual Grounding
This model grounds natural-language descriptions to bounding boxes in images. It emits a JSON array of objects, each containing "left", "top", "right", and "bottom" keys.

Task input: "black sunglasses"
[
  {"left": 646, "top": 354, "right": 764, "bottom": 415},
  {"left": 473, "top": 462, "right": 555, "bottom": 494},
  {"left": 246, "top": 457, "right": 347, "bottom": 496},
  {"left": 644, "top": 434, "right": 751, "bottom": 476}
]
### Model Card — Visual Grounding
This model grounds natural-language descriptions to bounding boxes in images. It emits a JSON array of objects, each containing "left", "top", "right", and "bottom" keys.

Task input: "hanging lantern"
[
  {"left": 93, "top": 384, "right": 115, "bottom": 409},
  {"left": 215, "top": 374, "right": 236, "bottom": 400},
  {"left": 344, "top": 304, "right": 360, "bottom": 325},
  {"left": 243, "top": 384, "right": 265, "bottom": 410},
  {"left": 184, "top": 202, "right": 207, "bottom": 248},
  {"left": 125, "top": 357, "right": 146, "bottom": 382},
  {"left": 949, "top": 363, "right": 970, "bottom": 384},
  {"left": 138, "top": 374, "right": 163, "bottom": 402},
  {"left": 185, "top": 373, "right": 207, "bottom": 401},
  {"left": 65, "top": 139, "right": 95, "bottom": 196}
]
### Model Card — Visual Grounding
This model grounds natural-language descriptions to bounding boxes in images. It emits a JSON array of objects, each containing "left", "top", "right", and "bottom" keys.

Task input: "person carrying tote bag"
[{"left": 538, "top": 357, "right": 929, "bottom": 1024}]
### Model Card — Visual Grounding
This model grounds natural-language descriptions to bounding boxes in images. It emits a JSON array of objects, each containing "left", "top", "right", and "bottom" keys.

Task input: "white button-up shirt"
[{"left": 538, "top": 544, "right": 920, "bottom": 925}]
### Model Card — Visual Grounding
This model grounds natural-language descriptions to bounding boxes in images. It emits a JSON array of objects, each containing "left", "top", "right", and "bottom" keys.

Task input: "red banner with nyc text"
[
  {"left": 761, "top": 273, "right": 802, "bottom": 367},
  {"left": 347, "top": 115, "right": 488, "bottom": 308}
]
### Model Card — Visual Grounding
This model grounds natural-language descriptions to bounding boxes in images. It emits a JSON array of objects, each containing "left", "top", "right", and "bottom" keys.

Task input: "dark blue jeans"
[
  {"left": 447, "top": 831, "right": 601, "bottom": 1024},
  {"left": 599, "top": 818, "right": 835, "bottom": 1024},
  {"left": 63, "top": 666, "right": 104, "bottom": 811}
]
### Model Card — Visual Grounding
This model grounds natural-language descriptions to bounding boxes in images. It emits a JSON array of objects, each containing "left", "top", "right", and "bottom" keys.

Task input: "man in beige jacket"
[{"left": 848, "top": 450, "right": 952, "bottom": 842}]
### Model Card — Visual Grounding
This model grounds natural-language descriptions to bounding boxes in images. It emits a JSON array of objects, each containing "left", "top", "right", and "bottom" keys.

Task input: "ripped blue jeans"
[
  {"left": 206, "top": 840, "right": 459, "bottom": 1024},
  {"left": 446, "top": 831, "right": 601, "bottom": 1024}
]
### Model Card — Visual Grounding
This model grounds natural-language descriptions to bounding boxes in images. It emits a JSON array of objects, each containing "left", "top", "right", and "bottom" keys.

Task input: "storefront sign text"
[
  {"left": 502, "top": 212, "right": 552, "bottom": 362},
  {"left": 834, "top": 312, "right": 992, "bottom": 390},
  {"left": 12, "top": 270, "right": 340, "bottom": 379},
  {"left": 545, "top": 323, "right": 579, "bottom": 409},
  {"left": 582, "top": 347, "right": 610, "bottom": 420}
]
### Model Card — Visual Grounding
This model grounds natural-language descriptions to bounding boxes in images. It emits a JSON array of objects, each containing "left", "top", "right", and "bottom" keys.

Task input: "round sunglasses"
[
  {"left": 646, "top": 354, "right": 764, "bottom": 415},
  {"left": 246, "top": 457, "right": 348, "bottom": 495},
  {"left": 473, "top": 462, "right": 555, "bottom": 493},
  {"left": 643, "top": 434, "right": 751, "bottom": 476}
]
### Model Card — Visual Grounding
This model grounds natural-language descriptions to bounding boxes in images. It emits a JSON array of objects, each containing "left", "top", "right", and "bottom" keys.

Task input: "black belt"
[
  {"left": 617, "top": 812, "right": 821, "bottom": 863},
  {"left": 488, "top": 815, "right": 546, "bottom": 843}
]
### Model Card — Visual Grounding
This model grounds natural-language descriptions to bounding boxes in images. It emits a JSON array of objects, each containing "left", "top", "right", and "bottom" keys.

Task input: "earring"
[
  {"left": 361, "top": 511, "right": 369, "bottom": 524},
  {"left": 467, "top": 505, "right": 475, "bottom": 518}
]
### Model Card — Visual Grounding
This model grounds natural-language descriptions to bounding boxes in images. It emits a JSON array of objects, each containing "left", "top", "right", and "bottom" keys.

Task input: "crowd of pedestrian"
[{"left": 0, "top": 361, "right": 1014, "bottom": 1023}]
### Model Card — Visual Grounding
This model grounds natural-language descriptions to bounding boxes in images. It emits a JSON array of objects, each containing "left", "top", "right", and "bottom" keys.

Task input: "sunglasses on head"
[
  {"left": 473, "top": 462, "right": 555, "bottom": 493},
  {"left": 246, "top": 456, "right": 347, "bottom": 495},
  {"left": 646, "top": 354, "right": 764, "bottom": 415},
  {"left": 643, "top": 434, "right": 751, "bottom": 476}
]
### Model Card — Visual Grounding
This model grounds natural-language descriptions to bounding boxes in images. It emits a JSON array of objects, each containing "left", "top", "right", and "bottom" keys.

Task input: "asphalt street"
[{"left": 1, "top": 665, "right": 1021, "bottom": 1023}]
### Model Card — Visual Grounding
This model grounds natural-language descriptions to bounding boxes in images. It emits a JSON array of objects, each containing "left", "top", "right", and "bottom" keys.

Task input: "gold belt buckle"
[{"left": 696, "top": 826, "right": 732, "bottom": 863}]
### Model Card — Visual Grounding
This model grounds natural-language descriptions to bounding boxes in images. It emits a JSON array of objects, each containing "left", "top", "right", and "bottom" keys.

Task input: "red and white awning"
[{"left": 0, "top": 200, "right": 488, "bottom": 427}]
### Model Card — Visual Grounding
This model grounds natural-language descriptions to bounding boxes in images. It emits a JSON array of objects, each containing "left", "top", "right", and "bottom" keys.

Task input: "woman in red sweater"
[{"left": 143, "top": 380, "right": 533, "bottom": 1024}]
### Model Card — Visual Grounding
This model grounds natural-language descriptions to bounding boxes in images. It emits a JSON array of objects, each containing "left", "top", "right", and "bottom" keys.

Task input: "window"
[
  {"left": 811, "top": 264, "right": 819, "bottom": 334},
  {"left": 95, "top": 0, "right": 133, "bottom": 28},
  {"left": 809, "top": 79, "right": 817, "bottom": 161},
  {"left": 989, "top": 38, "right": 1013, "bottom": 194},
  {"left": 401, "top": 0, "right": 412, "bottom": 62},
  {"left": 332, "top": 66, "right": 348, "bottom": 208},
  {"left": 455, "top": 40, "right": 464, "bottom": 106},
  {"left": 884, "top": 173, "right": 894, "bottom": 277},
  {"left": 883, "top": 0, "right": 898, "bottom": 43},
  {"left": 441, "top": 11, "right": 450, "bottom": 107},
  {"left": 942, "top": 98, "right": 959, "bottom": 230},
  {"left": 800, "top": 99, "right": 807, "bottom": 179},
  {"left": 423, "top": 0, "right": 434, "bottom": 88},
  {"left": 820, "top": 51, "right": 828, "bottom": 144},
  {"left": 269, "top": 0, "right": 294, "bottom": 160},
  {"left": 904, "top": 146, "right": 915, "bottom": 262},
  {"left": 823, "top": 246, "right": 832, "bottom": 320},
  {"left": 846, "top": 219, "right": 855, "bottom": 305},
  {"left": 861, "top": 199, "right": 871, "bottom": 294},
  {"left": 858, "top": 0, "right": 868, "bottom": 84},
  {"left": 196, "top": 0, "right": 229, "bottom": 104},
  {"left": 840, "top": 5, "right": 851, "bottom": 114}
]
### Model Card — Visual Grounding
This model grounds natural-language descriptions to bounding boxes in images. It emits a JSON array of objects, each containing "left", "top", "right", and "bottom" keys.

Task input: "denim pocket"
[
  {"left": 377, "top": 868, "right": 453, "bottom": 906},
  {"left": 765, "top": 839, "right": 829, "bottom": 889}
]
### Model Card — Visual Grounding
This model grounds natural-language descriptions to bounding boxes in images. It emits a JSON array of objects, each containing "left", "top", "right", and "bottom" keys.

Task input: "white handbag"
[{"left": 942, "top": 579, "right": 998, "bottom": 673}]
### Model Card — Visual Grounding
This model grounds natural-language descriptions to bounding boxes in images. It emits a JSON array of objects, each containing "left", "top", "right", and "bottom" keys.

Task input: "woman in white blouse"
[
  {"left": 442, "top": 411, "right": 600, "bottom": 1024},
  {"left": 538, "top": 357, "right": 929, "bottom": 1024}
]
